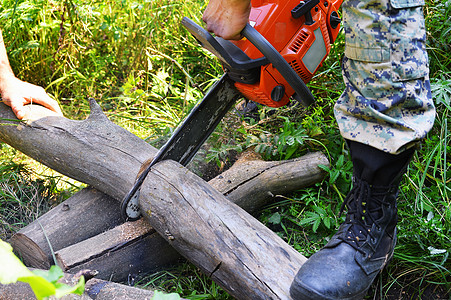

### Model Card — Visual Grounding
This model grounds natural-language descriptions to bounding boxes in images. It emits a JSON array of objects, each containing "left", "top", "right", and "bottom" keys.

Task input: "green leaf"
[
  {"left": 284, "top": 146, "right": 297, "bottom": 160},
  {"left": 54, "top": 277, "right": 85, "bottom": 298},
  {"left": 255, "top": 144, "right": 264, "bottom": 153},
  {"left": 19, "top": 276, "right": 56, "bottom": 300},
  {"left": 323, "top": 217, "right": 331, "bottom": 229},
  {"left": 299, "top": 212, "right": 319, "bottom": 225},
  {"left": 431, "top": 78, "right": 451, "bottom": 108},
  {"left": 33, "top": 265, "right": 63, "bottom": 284},
  {"left": 0, "top": 240, "right": 84, "bottom": 300},
  {"left": 312, "top": 218, "right": 321, "bottom": 232},
  {"left": 336, "top": 155, "right": 345, "bottom": 168},
  {"left": 0, "top": 240, "right": 35, "bottom": 284},
  {"left": 237, "top": 127, "right": 246, "bottom": 135},
  {"left": 265, "top": 145, "right": 273, "bottom": 158},
  {"left": 309, "top": 126, "right": 324, "bottom": 137},
  {"left": 152, "top": 290, "right": 181, "bottom": 300},
  {"left": 329, "top": 170, "right": 340, "bottom": 185},
  {"left": 295, "top": 136, "right": 305, "bottom": 145},
  {"left": 313, "top": 206, "right": 326, "bottom": 217},
  {"left": 268, "top": 212, "right": 282, "bottom": 225},
  {"left": 318, "top": 164, "right": 331, "bottom": 172},
  {"left": 0, "top": 240, "right": 55, "bottom": 300}
]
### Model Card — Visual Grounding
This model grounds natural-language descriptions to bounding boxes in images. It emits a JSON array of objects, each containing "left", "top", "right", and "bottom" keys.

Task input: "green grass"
[
  {"left": 0, "top": 146, "right": 75, "bottom": 240},
  {"left": 1, "top": 0, "right": 450, "bottom": 299}
]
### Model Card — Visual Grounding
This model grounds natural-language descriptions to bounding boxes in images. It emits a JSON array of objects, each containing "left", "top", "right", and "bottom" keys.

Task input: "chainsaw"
[{"left": 121, "top": 0, "right": 343, "bottom": 221}]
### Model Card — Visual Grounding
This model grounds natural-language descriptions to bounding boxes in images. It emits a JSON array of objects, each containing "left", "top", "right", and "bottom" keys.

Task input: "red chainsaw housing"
[{"left": 232, "top": 0, "right": 343, "bottom": 107}]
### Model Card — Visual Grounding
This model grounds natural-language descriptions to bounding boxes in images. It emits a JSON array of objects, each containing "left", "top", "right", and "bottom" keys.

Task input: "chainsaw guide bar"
[{"left": 121, "top": 75, "right": 240, "bottom": 221}]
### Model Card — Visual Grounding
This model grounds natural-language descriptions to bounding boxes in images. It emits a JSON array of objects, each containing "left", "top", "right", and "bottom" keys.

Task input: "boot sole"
[{"left": 290, "top": 280, "right": 369, "bottom": 300}]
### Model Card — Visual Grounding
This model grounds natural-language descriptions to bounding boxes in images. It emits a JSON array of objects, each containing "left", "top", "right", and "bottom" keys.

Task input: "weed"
[{"left": 245, "top": 115, "right": 329, "bottom": 161}]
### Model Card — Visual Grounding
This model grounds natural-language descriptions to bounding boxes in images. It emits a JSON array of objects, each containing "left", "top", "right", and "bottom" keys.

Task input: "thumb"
[{"left": 9, "top": 100, "right": 26, "bottom": 120}]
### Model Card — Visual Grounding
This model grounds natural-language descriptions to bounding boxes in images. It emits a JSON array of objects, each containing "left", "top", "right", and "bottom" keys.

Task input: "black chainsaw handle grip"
[{"left": 241, "top": 24, "right": 315, "bottom": 106}]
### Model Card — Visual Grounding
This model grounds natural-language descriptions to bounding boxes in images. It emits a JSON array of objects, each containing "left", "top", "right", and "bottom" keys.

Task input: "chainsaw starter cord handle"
[{"left": 241, "top": 24, "right": 315, "bottom": 106}]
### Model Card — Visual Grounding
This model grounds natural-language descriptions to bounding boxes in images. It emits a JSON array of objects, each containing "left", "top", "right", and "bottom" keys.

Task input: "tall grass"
[
  {"left": 1, "top": 0, "right": 216, "bottom": 137},
  {"left": 0, "top": 147, "right": 73, "bottom": 240},
  {"left": 0, "top": 0, "right": 450, "bottom": 298}
]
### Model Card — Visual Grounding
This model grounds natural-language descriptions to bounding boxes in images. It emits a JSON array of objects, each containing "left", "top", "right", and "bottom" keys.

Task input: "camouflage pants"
[{"left": 334, "top": 0, "right": 436, "bottom": 154}]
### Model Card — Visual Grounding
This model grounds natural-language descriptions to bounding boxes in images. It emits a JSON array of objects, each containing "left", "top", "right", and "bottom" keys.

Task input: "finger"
[
  {"left": 205, "top": 22, "right": 242, "bottom": 40},
  {"left": 36, "top": 96, "right": 63, "bottom": 116},
  {"left": 26, "top": 85, "right": 63, "bottom": 116},
  {"left": 226, "top": 31, "right": 244, "bottom": 41},
  {"left": 8, "top": 98, "right": 26, "bottom": 119},
  {"left": 218, "top": 30, "right": 243, "bottom": 41}
]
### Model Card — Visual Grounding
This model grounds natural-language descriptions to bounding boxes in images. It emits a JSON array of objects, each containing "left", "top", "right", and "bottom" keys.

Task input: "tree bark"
[
  {"left": 212, "top": 151, "right": 327, "bottom": 212},
  {"left": 0, "top": 101, "right": 325, "bottom": 299},
  {"left": 0, "top": 281, "right": 40, "bottom": 300},
  {"left": 0, "top": 101, "right": 152, "bottom": 201},
  {"left": 139, "top": 160, "right": 306, "bottom": 299}
]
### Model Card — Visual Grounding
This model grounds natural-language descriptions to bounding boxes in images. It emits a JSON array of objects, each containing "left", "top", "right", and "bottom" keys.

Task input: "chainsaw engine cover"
[{"left": 232, "top": 0, "right": 342, "bottom": 107}]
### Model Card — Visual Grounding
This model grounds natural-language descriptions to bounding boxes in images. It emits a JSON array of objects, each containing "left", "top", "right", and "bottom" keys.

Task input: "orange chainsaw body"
[{"left": 232, "top": 0, "right": 343, "bottom": 107}]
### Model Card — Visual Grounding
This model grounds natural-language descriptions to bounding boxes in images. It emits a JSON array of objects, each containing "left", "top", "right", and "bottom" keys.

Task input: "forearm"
[{"left": 0, "top": 30, "right": 14, "bottom": 83}]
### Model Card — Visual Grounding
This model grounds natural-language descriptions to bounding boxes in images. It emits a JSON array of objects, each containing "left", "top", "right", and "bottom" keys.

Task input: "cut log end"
[{"left": 10, "top": 233, "right": 50, "bottom": 269}]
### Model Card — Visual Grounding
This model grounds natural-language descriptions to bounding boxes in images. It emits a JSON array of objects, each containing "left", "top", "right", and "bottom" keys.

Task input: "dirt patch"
[{"left": 367, "top": 271, "right": 450, "bottom": 299}]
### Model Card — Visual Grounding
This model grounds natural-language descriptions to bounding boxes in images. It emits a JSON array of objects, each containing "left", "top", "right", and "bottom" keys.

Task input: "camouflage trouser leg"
[{"left": 334, "top": 0, "right": 436, "bottom": 154}]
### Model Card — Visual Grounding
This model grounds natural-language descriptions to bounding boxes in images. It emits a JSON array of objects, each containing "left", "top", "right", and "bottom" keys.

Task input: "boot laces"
[{"left": 338, "top": 178, "right": 391, "bottom": 253}]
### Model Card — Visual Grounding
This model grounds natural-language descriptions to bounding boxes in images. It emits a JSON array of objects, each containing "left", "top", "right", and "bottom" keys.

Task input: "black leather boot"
[{"left": 290, "top": 141, "right": 415, "bottom": 300}]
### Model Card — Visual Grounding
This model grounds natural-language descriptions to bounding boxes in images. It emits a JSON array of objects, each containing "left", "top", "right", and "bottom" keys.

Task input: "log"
[
  {"left": 212, "top": 151, "right": 327, "bottom": 212},
  {"left": 139, "top": 160, "right": 306, "bottom": 299},
  {"left": 0, "top": 101, "right": 314, "bottom": 298},
  {"left": 55, "top": 219, "right": 180, "bottom": 282},
  {"left": 10, "top": 187, "right": 122, "bottom": 269},
  {"left": 0, "top": 101, "right": 153, "bottom": 201},
  {"left": 12, "top": 152, "right": 327, "bottom": 282},
  {"left": 84, "top": 278, "right": 189, "bottom": 300},
  {"left": 0, "top": 269, "right": 178, "bottom": 300},
  {"left": 0, "top": 281, "right": 42, "bottom": 300}
]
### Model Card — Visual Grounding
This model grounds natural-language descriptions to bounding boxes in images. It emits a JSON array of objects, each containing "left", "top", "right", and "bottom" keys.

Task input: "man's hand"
[
  {"left": 0, "top": 73, "right": 63, "bottom": 120},
  {"left": 202, "top": 0, "right": 251, "bottom": 40},
  {"left": 0, "top": 29, "right": 63, "bottom": 120}
]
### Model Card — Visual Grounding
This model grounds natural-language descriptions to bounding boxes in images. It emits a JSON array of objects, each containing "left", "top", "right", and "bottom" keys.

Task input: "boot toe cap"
[{"left": 290, "top": 243, "right": 375, "bottom": 300}]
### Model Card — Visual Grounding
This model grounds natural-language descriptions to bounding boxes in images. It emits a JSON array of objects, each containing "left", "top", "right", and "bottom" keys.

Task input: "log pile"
[{"left": 0, "top": 101, "right": 328, "bottom": 298}]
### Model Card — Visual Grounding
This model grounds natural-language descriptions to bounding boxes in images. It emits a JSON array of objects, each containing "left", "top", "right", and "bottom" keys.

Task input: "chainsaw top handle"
[
  {"left": 240, "top": 24, "right": 314, "bottom": 106},
  {"left": 182, "top": 17, "right": 314, "bottom": 106}
]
